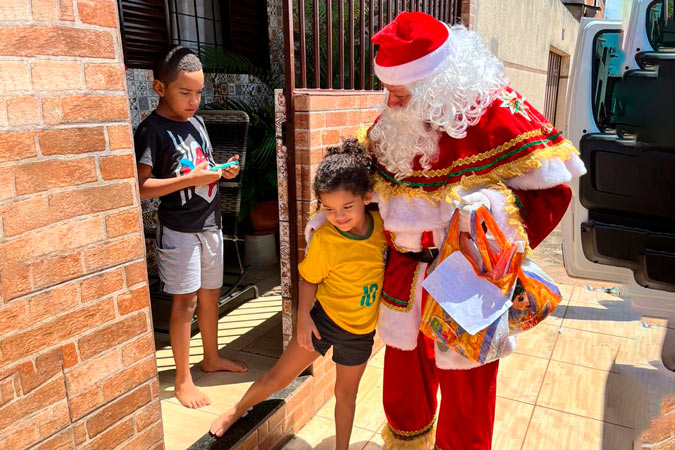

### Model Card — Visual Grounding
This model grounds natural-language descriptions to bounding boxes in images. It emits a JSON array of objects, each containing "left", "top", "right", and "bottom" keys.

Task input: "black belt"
[{"left": 401, "top": 247, "right": 439, "bottom": 264}]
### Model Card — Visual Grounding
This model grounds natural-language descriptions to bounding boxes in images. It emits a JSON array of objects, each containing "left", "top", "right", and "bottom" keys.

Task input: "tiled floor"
[
  {"left": 157, "top": 231, "right": 675, "bottom": 450},
  {"left": 155, "top": 262, "right": 285, "bottom": 450},
  {"left": 158, "top": 298, "right": 283, "bottom": 449},
  {"left": 282, "top": 285, "right": 675, "bottom": 450}
]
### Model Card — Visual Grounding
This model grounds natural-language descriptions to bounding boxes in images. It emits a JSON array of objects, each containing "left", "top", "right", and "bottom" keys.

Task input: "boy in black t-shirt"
[{"left": 134, "top": 46, "right": 247, "bottom": 409}]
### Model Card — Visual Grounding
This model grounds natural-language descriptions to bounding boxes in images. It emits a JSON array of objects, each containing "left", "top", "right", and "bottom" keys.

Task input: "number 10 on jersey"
[{"left": 361, "top": 284, "right": 378, "bottom": 307}]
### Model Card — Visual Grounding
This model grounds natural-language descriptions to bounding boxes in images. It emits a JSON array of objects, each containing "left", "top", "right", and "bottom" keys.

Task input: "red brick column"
[
  {"left": 461, "top": 0, "right": 477, "bottom": 29},
  {"left": 293, "top": 91, "right": 384, "bottom": 254},
  {"left": 0, "top": 1, "right": 162, "bottom": 449}
]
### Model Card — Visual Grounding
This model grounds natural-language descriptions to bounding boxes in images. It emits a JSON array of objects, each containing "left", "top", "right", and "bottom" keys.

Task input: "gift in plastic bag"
[
  {"left": 508, "top": 258, "right": 562, "bottom": 333},
  {"left": 425, "top": 304, "right": 511, "bottom": 364},
  {"left": 420, "top": 206, "right": 522, "bottom": 364},
  {"left": 420, "top": 205, "right": 562, "bottom": 363},
  {"left": 470, "top": 206, "right": 563, "bottom": 334}
]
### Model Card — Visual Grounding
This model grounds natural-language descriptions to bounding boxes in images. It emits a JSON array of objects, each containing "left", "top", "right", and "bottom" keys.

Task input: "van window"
[
  {"left": 591, "top": 31, "right": 622, "bottom": 132},
  {"left": 647, "top": 0, "right": 675, "bottom": 50}
]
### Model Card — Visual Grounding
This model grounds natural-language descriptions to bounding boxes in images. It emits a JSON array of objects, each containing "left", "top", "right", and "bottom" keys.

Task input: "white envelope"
[{"left": 421, "top": 251, "right": 513, "bottom": 335}]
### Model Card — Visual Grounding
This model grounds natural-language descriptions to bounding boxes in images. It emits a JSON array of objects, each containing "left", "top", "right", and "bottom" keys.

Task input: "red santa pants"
[{"left": 383, "top": 331, "right": 499, "bottom": 450}]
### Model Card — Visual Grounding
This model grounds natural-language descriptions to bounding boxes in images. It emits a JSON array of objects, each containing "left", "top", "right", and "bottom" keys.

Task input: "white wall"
[{"left": 474, "top": 0, "right": 580, "bottom": 125}]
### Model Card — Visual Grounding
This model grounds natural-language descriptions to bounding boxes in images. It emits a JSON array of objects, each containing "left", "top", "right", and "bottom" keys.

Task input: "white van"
[{"left": 563, "top": 0, "right": 675, "bottom": 328}]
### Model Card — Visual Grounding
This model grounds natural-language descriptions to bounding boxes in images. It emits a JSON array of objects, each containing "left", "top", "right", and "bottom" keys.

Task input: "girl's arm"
[{"left": 297, "top": 278, "right": 321, "bottom": 352}]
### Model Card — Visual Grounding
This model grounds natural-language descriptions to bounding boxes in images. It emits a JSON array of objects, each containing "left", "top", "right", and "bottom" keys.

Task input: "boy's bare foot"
[
  {"left": 210, "top": 407, "right": 240, "bottom": 437},
  {"left": 175, "top": 381, "right": 212, "bottom": 409},
  {"left": 202, "top": 356, "right": 248, "bottom": 373}
]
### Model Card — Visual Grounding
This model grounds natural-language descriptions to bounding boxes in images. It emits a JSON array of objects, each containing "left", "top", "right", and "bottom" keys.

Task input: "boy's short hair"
[{"left": 153, "top": 45, "right": 203, "bottom": 85}]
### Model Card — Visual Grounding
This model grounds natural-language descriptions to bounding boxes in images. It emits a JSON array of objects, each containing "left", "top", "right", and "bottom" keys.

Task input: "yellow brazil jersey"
[{"left": 298, "top": 211, "right": 387, "bottom": 335}]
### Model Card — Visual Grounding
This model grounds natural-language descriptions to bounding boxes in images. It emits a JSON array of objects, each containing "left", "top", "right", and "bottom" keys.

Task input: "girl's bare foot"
[
  {"left": 209, "top": 406, "right": 241, "bottom": 437},
  {"left": 175, "top": 381, "right": 211, "bottom": 409},
  {"left": 202, "top": 356, "right": 248, "bottom": 373}
]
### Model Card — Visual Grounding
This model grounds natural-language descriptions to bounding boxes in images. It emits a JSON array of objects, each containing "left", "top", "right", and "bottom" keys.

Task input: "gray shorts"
[{"left": 155, "top": 224, "right": 224, "bottom": 295}]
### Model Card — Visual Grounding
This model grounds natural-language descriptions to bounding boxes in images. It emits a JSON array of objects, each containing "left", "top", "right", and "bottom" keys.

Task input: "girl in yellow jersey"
[{"left": 210, "top": 140, "right": 386, "bottom": 449}]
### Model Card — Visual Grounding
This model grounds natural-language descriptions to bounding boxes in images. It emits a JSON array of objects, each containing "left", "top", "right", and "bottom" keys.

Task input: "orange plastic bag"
[
  {"left": 508, "top": 258, "right": 563, "bottom": 333},
  {"left": 420, "top": 206, "right": 562, "bottom": 363}
]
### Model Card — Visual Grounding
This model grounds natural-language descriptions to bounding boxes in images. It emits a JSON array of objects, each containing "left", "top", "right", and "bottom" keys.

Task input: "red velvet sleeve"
[{"left": 511, "top": 185, "right": 572, "bottom": 249}]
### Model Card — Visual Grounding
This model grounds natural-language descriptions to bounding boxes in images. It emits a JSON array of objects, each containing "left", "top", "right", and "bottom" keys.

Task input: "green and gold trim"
[
  {"left": 381, "top": 263, "right": 422, "bottom": 312},
  {"left": 408, "top": 127, "right": 553, "bottom": 178},
  {"left": 373, "top": 140, "right": 578, "bottom": 202},
  {"left": 376, "top": 133, "right": 569, "bottom": 187}
]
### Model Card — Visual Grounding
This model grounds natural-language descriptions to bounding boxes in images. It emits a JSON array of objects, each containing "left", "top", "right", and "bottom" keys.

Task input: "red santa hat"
[{"left": 372, "top": 12, "right": 452, "bottom": 86}]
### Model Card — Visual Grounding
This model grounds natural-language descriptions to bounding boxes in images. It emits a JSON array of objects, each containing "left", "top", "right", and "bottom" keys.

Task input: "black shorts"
[{"left": 310, "top": 301, "right": 375, "bottom": 367}]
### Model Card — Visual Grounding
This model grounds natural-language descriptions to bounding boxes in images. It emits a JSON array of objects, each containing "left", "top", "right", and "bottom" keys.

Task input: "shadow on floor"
[
  {"left": 156, "top": 311, "right": 284, "bottom": 398},
  {"left": 603, "top": 358, "right": 675, "bottom": 450},
  {"left": 564, "top": 300, "right": 643, "bottom": 322}
]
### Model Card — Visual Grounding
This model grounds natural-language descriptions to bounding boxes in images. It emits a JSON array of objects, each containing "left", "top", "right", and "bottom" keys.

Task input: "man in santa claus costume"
[{"left": 365, "top": 12, "right": 587, "bottom": 450}]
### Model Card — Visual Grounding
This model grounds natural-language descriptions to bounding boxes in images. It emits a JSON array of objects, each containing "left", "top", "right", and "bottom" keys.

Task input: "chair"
[{"left": 200, "top": 109, "right": 259, "bottom": 302}]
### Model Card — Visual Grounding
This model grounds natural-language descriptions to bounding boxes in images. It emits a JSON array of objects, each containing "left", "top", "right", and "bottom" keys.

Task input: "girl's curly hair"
[{"left": 313, "top": 138, "right": 375, "bottom": 199}]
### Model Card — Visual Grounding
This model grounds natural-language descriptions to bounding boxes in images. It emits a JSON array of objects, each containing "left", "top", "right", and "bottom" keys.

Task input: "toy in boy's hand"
[
  {"left": 180, "top": 158, "right": 239, "bottom": 172},
  {"left": 216, "top": 155, "right": 241, "bottom": 180},
  {"left": 208, "top": 160, "right": 239, "bottom": 171}
]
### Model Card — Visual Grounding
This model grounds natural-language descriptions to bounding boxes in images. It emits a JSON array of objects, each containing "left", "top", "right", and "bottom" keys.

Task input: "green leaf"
[{"left": 265, "top": 170, "right": 279, "bottom": 187}]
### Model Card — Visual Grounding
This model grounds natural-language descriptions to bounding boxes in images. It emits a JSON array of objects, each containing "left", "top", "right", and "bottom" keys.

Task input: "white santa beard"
[{"left": 369, "top": 108, "right": 440, "bottom": 179}]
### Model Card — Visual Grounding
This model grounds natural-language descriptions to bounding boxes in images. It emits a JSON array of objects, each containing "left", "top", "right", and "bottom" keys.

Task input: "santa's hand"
[
  {"left": 457, "top": 192, "right": 491, "bottom": 232},
  {"left": 304, "top": 210, "right": 328, "bottom": 245}
]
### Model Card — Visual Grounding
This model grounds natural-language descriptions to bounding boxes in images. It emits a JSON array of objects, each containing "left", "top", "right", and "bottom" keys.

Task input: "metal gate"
[
  {"left": 280, "top": 1, "right": 463, "bottom": 304},
  {"left": 544, "top": 50, "right": 562, "bottom": 124}
]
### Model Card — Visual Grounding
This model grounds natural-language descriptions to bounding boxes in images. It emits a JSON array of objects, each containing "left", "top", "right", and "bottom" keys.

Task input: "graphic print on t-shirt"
[{"left": 166, "top": 126, "right": 217, "bottom": 206}]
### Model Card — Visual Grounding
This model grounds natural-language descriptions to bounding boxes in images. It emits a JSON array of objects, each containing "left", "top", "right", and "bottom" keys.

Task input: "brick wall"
[
  {"left": 293, "top": 91, "right": 384, "bottom": 254},
  {"left": 0, "top": 1, "right": 162, "bottom": 449},
  {"left": 461, "top": 0, "right": 477, "bottom": 28}
]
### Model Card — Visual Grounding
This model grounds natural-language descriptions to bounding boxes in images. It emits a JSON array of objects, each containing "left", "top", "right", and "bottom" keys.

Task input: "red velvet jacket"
[{"left": 367, "top": 86, "right": 581, "bottom": 250}]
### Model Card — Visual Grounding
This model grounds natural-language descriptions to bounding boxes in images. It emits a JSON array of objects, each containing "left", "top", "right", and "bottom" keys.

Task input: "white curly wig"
[{"left": 370, "top": 25, "right": 509, "bottom": 179}]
